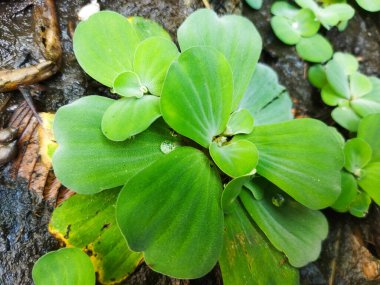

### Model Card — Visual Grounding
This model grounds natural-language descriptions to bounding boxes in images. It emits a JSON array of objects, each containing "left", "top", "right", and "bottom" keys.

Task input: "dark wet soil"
[{"left": 1, "top": 0, "right": 380, "bottom": 284}]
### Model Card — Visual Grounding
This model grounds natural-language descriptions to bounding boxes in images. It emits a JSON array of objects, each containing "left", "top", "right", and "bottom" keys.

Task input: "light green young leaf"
[
  {"left": 332, "top": 172, "right": 358, "bottom": 213},
  {"left": 219, "top": 201, "right": 300, "bottom": 285},
  {"left": 350, "top": 72, "right": 373, "bottom": 98},
  {"left": 245, "top": 0, "right": 263, "bottom": 9},
  {"left": 128, "top": 16, "right": 171, "bottom": 41},
  {"left": 221, "top": 176, "right": 251, "bottom": 213},
  {"left": 271, "top": 16, "right": 301, "bottom": 45},
  {"left": 224, "top": 109, "right": 254, "bottom": 136},
  {"left": 351, "top": 77, "right": 380, "bottom": 117},
  {"left": 320, "top": 4, "right": 355, "bottom": 27},
  {"left": 332, "top": 52, "right": 359, "bottom": 76},
  {"left": 271, "top": 1, "right": 299, "bottom": 18},
  {"left": 101, "top": 96, "right": 161, "bottom": 141},
  {"left": 358, "top": 113, "right": 380, "bottom": 162},
  {"left": 344, "top": 138, "right": 372, "bottom": 175},
  {"left": 349, "top": 191, "right": 371, "bottom": 218},
  {"left": 53, "top": 96, "right": 177, "bottom": 194},
  {"left": 116, "top": 147, "right": 224, "bottom": 278},
  {"left": 133, "top": 37, "right": 179, "bottom": 96},
  {"left": 73, "top": 11, "right": 140, "bottom": 87},
  {"left": 239, "top": 118, "right": 343, "bottom": 209},
  {"left": 160, "top": 47, "right": 233, "bottom": 147},
  {"left": 113, "top": 71, "right": 145, "bottom": 98},
  {"left": 331, "top": 106, "right": 361, "bottom": 132},
  {"left": 326, "top": 58, "right": 350, "bottom": 98},
  {"left": 295, "top": 9, "right": 320, "bottom": 37},
  {"left": 239, "top": 64, "right": 293, "bottom": 125},
  {"left": 210, "top": 139, "right": 258, "bottom": 178},
  {"left": 178, "top": 8, "right": 262, "bottom": 109},
  {"left": 240, "top": 179, "right": 328, "bottom": 267},
  {"left": 32, "top": 248, "right": 95, "bottom": 285},
  {"left": 321, "top": 85, "right": 346, "bottom": 106},
  {"left": 308, "top": 64, "right": 327, "bottom": 89},
  {"left": 356, "top": 0, "right": 380, "bottom": 12},
  {"left": 296, "top": 34, "right": 333, "bottom": 63},
  {"left": 49, "top": 188, "right": 142, "bottom": 284},
  {"left": 358, "top": 162, "right": 380, "bottom": 205}
]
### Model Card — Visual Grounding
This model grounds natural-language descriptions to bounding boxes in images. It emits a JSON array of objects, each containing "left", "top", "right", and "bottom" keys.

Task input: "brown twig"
[{"left": 202, "top": 0, "right": 211, "bottom": 9}]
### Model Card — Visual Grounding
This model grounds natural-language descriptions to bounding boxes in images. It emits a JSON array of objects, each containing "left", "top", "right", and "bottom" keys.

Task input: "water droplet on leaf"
[
  {"left": 160, "top": 140, "right": 178, "bottom": 154},
  {"left": 272, "top": 194, "right": 285, "bottom": 207}
]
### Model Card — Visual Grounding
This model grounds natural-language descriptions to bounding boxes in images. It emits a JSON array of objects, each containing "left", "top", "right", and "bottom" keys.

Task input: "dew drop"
[
  {"left": 272, "top": 194, "right": 285, "bottom": 207},
  {"left": 160, "top": 140, "right": 177, "bottom": 154}
]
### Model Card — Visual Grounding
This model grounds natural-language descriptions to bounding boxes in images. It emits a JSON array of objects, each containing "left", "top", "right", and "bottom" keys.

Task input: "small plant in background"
[
  {"left": 355, "top": 0, "right": 380, "bottom": 12},
  {"left": 270, "top": 0, "right": 354, "bottom": 63},
  {"left": 308, "top": 52, "right": 380, "bottom": 132},
  {"left": 245, "top": 0, "right": 263, "bottom": 9},
  {"left": 332, "top": 114, "right": 380, "bottom": 217},
  {"left": 33, "top": 8, "right": 345, "bottom": 285}
]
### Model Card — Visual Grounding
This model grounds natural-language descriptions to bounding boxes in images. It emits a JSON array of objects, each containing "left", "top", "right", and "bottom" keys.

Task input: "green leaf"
[
  {"left": 133, "top": 37, "right": 179, "bottom": 96},
  {"left": 219, "top": 201, "right": 300, "bottom": 285},
  {"left": 344, "top": 138, "right": 372, "bottom": 175},
  {"left": 178, "top": 9, "right": 262, "bottom": 110},
  {"left": 221, "top": 176, "right": 251, "bottom": 213},
  {"left": 295, "top": 9, "right": 320, "bottom": 37},
  {"left": 32, "top": 248, "right": 95, "bottom": 285},
  {"left": 49, "top": 188, "right": 142, "bottom": 284},
  {"left": 321, "top": 4, "right": 355, "bottom": 26},
  {"left": 358, "top": 113, "right": 380, "bottom": 162},
  {"left": 271, "top": 16, "right": 301, "bottom": 45},
  {"left": 210, "top": 139, "right": 258, "bottom": 178},
  {"left": 350, "top": 72, "right": 373, "bottom": 98},
  {"left": 116, "top": 147, "right": 224, "bottom": 279},
  {"left": 351, "top": 77, "right": 380, "bottom": 117},
  {"left": 128, "top": 16, "right": 171, "bottom": 41},
  {"left": 325, "top": 59, "right": 350, "bottom": 98},
  {"left": 332, "top": 172, "right": 358, "bottom": 212},
  {"left": 160, "top": 47, "right": 233, "bottom": 147},
  {"left": 271, "top": 1, "right": 299, "bottom": 18},
  {"left": 101, "top": 96, "right": 161, "bottom": 141},
  {"left": 224, "top": 109, "right": 254, "bottom": 136},
  {"left": 240, "top": 179, "right": 328, "bottom": 267},
  {"left": 308, "top": 64, "right": 327, "bottom": 89},
  {"left": 245, "top": 0, "right": 263, "bottom": 9},
  {"left": 113, "top": 71, "right": 145, "bottom": 98},
  {"left": 73, "top": 11, "right": 140, "bottom": 87},
  {"left": 321, "top": 85, "right": 346, "bottom": 106},
  {"left": 239, "top": 64, "right": 293, "bottom": 125},
  {"left": 296, "top": 34, "right": 333, "bottom": 63},
  {"left": 358, "top": 162, "right": 380, "bottom": 205},
  {"left": 53, "top": 95, "right": 177, "bottom": 194},
  {"left": 349, "top": 191, "right": 371, "bottom": 218},
  {"left": 332, "top": 52, "right": 359, "bottom": 76},
  {"left": 239, "top": 118, "right": 344, "bottom": 209},
  {"left": 331, "top": 106, "right": 361, "bottom": 132},
  {"left": 355, "top": 0, "right": 380, "bottom": 12}
]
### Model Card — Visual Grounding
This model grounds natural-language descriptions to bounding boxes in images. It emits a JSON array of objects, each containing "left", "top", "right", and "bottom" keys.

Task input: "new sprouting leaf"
[
  {"left": 219, "top": 201, "right": 300, "bottom": 285},
  {"left": 358, "top": 162, "right": 380, "bottom": 205},
  {"left": 49, "top": 188, "right": 142, "bottom": 284},
  {"left": 116, "top": 147, "right": 224, "bottom": 279},
  {"left": 344, "top": 138, "right": 372, "bottom": 175},
  {"left": 239, "top": 64, "right": 293, "bottom": 125},
  {"left": 350, "top": 72, "right": 373, "bottom": 98},
  {"left": 357, "top": 114, "right": 380, "bottom": 162},
  {"left": 53, "top": 96, "right": 178, "bottom": 194},
  {"left": 356, "top": 0, "right": 380, "bottom": 12},
  {"left": 101, "top": 96, "right": 161, "bottom": 141},
  {"left": 209, "top": 139, "right": 258, "bottom": 178},
  {"left": 224, "top": 109, "right": 254, "bottom": 136},
  {"left": 331, "top": 106, "right": 361, "bottom": 132},
  {"left": 73, "top": 11, "right": 140, "bottom": 87},
  {"left": 296, "top": 34, "right": 333, "bottom": 63},
  {"left": 271, "top": 16, "right": 301, "bottom": 45},
  {"left": 221, "top": 176, "right": 252, "bottom": 213},
  {"left": 295, "top": 9, "right": 320, "bottom": 37},
  {"left": 332, "top": 172, "right": 358, "bottom": 212},
  {"left": 32, "top": 248, "right": 95, "bottom": 285},
  {"left": 128, "top": 16, "right": 172, "bottom": 41},
  {"left": 240, "top": 179, "right": 328, "bottom": 267},
  {"left": 113, "top": 71, "right": 145, "bottom": 98},
  {"left": 177, "top": 8, "right": 262, "bottom": 109},
  {"left": 133, "top": 37, "right": 179, "bottom": 96},
  {"left": 160, "top": 47, "right": 233, "bottom": 147},
  {"left": 271, "top": 1, "right": 299, "bottom": 18},
  {"left": 239, "top": 118, "right": 344, "bottom": 209}
]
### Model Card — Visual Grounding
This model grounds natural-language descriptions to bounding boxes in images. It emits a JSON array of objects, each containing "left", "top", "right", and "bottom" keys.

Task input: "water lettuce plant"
[
  {"left": 332, "top": 114, "right": 380, "bottom": 217},
  {"left": 308, "top": 52, "right": 380, "bottom": 132},
  {"left": 355, "top": 0, "right": 380, "bottom": 12},
  {"left": 270, "top": 0, "right": 354, "bottom": 63},
  {"left": 35, "top": 9, "right": 345, "bottom": 284}
]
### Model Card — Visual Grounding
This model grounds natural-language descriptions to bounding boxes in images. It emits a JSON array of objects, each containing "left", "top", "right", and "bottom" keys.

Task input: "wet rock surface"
[{"left": 0, "top": 0, "right": 380, "bottom": 284}]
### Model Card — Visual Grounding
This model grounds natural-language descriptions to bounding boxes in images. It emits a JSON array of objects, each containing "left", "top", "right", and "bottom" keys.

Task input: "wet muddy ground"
[{"left": 0, "top": 0, "right": 380, "bottom": 284}]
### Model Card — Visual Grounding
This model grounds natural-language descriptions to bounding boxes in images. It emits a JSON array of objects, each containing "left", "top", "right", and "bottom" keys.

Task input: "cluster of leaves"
[
  {"left": 33, "top": 9, "right": 346, "bottom": 285},
  {"left": 270, "top": 0, "right": 355, "bottom": 62},
  {"left": 332, "top": 114, "right": 380, "bottom": 217},
  {"left": 308, "top": 52, "right": 380, "bottom": 132}
]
